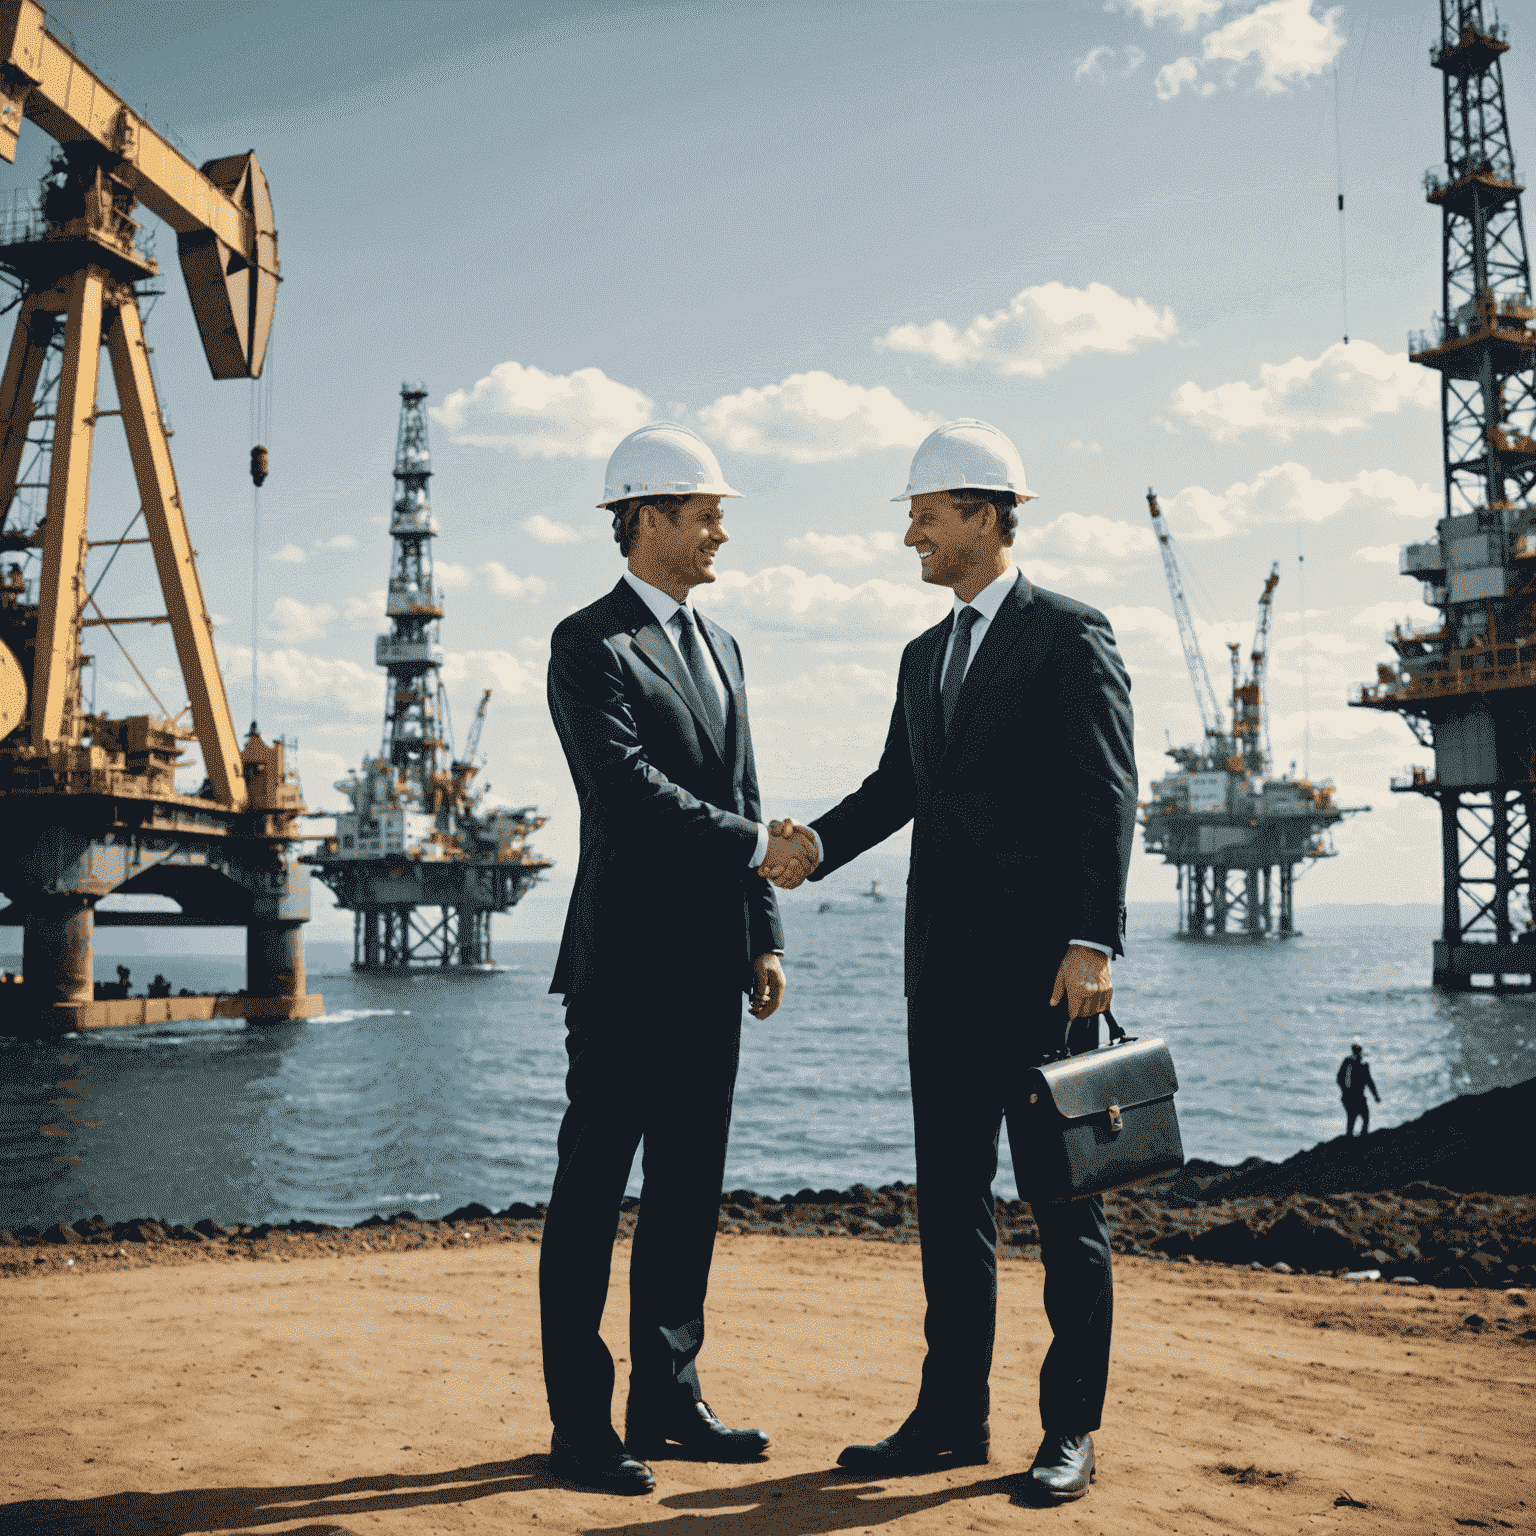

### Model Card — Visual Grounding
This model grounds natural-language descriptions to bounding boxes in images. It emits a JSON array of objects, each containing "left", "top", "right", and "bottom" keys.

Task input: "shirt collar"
[
  {"left": 624, "top": 568, "right": 693, "bottom": 628},
  {"left": 952, "top": 564, "right": 1018, "bottom": 624}
]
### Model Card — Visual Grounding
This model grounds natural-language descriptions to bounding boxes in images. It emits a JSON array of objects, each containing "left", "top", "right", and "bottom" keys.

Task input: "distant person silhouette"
[{"left": 1337, "top": 1040, "right": 1380, "bottom": 1137}]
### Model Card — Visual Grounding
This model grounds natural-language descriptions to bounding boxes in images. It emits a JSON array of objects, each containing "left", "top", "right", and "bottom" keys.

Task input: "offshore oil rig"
[
  {"left": 1142, "top": 491, "right": 1367, "bottom": 939},
  {"left": 0, "top": 0, "right": 320, "bottom": 1033},
  {"left": 304, "top": 386, "right": 549, "bottom": 970},
  {"left": 1351, "top": 1, "right": 1536, "bottom": 990}
]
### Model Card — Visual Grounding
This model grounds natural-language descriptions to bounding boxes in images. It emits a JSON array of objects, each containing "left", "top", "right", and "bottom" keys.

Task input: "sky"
[{"left": 9, "top": 0, "right": 1533, "bottom": 943}]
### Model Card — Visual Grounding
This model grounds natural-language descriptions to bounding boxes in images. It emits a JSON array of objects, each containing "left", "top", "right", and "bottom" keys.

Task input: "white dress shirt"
[{"left": 623, "top": 570, "right": 769, "bottom": 867}]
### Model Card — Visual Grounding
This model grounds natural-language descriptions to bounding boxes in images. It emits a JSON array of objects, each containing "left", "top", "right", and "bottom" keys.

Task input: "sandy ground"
[{"left": 2, "top": 1235, "right": 1531, "bottom": 1536}]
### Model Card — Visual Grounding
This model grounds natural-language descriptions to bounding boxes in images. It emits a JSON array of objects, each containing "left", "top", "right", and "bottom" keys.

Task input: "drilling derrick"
[
  {"left": 1142, "top": 492, "right": 1366, "bottom": 938},
  {"left": 305, "top": 385, "right": 550, "bottom": 970},
  {"left": 1350, "top": 1, "right": 1536, "bottom": 990},
  {"left": 0, "top": 0, "right": 320, "bottom": 1034}
]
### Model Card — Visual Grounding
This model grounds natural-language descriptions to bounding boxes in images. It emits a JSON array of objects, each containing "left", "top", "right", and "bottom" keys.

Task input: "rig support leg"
[
  {"left": 247, "top": 922, "right": 306, "bottom": 999},
  {"left": 23, "top": 900, "right": 93, "bottom": 1004}
]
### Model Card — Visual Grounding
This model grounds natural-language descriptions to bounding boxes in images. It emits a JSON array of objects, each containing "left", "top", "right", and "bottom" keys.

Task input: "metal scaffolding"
[{"left": 1352, "top": 0, "right": 1536, "bottom": 990}]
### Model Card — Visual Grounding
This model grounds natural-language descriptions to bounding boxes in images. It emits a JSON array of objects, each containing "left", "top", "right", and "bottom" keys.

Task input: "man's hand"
[
  {"left": 758, "top": 817, "right": 819, "bottom": 889},
  {"left": 1049, "top": 943, "right": 1113, "bottom": 1021},
  {"left": 749, "top": 952, "right": 786, "bottom": 1020}
]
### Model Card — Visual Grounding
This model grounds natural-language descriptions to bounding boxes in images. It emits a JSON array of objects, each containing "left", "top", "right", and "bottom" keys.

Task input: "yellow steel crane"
[
  {"left": 0, "top": 0, "right": 317, "bottom": 1031},
  {"left": 0, "top": 0, "right": 277, "bottom": 806}
]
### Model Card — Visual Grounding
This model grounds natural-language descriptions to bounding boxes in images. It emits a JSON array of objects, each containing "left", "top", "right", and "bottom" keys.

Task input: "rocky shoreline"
[{"left": 6, "top": 1078, "right": 1533, "bottom": 1291}]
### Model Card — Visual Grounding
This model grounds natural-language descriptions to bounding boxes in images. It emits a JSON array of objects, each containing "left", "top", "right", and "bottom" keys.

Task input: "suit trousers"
[
  {"left": 906, "top": 979, "right": 1115, "bottom": 1433},
  {"left": 539, "top": 985, "right": 742, "bottom": 1439}
]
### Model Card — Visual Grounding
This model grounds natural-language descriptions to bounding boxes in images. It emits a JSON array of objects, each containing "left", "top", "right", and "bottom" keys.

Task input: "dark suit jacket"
[
  {"left": 809, "top": 572, "right": 1136, "bottom": 999},
  {"left": 547, "top": 577, "right": 783, "bottom": 1000}
]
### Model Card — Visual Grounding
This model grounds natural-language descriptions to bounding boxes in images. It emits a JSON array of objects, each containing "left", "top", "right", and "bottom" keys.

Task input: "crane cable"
[
  {"left": 1333, "top": 64, "right": 1349, "bottom": 345},
  {"left": 248, "top": 343, "right": 273, "bottom": 734}
]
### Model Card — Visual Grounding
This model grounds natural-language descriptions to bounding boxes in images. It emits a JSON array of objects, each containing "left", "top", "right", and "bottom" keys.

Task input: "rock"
[
  {"left": 1190, "top": 1219, "right": 1258, "bottom": 1265},
  {"left": 1151, "top": 1230, "right": 1195, "bottom": 1259},
  {"left": 0, "top": 1231, "right": 15, "bottom": 1246},
  {"left": 1253, "top": 1210, "right": 1358, "bottom": 1273},
  {"left": 442, "top": 1203, "right": 493, "bottom": 1224},
  {"left": 194, "top": 1219, "right": 232, "bottom": 1238},
  {"left": 43, "top": 1223, "right": 81, "bottom": 1245},
  {"left": 498, "top": 1202, "right": 540, "bottom": 1220},
  {"left": 1271, "top": 1261, "right": 1293, "bottom": 1274},
  {"left": 1461, "top": 1313, "right": 1487, "bottom": 1330},
  {"left": 1430, "top": 1261, "right": 1479, "bottom": 1288},
  {"left": 1389, "top": 1275, "right": 1420, "bottom": 1285},
  {"left": 1465, "top": 1250, "right": 1505, "bottom": 1284}
]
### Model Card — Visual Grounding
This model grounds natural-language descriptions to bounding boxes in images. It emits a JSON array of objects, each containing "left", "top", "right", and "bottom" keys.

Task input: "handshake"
[{"left": 757, "top": 818, "right": 819, "bottom": 889}]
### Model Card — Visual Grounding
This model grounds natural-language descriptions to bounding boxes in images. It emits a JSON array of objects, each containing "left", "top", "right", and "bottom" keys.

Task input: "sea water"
[{"left": 1, "top": 903, "right": 1531, "bottom": 1231}]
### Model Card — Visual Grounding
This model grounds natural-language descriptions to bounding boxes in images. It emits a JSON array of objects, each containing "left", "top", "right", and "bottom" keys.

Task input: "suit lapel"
[
  {"left": 940, "top": 572, "right": 1036, "bottom": 766},
  {"left": 907, "top": 620, "right": 949, "bottom": 779},
  {"left": 616, "top": 580, "right": 729, "bottom": 765},
  {"left": 696, "top": 611, "right": 745, "bottom": 780}
]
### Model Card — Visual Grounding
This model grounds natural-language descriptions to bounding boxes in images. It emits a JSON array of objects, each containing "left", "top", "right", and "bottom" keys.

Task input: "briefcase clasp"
[{"left": 1106, "top": 1103, "right": 1122, "bottom": 1135}]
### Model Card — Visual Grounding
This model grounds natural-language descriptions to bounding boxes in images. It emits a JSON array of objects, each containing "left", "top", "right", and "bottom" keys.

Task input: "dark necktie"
[
  {"left": 674, "top": 608, "right": 727, "bottom": 745},
  {"left": 940, "top": 605, "right": 982, "bottom": 733}
]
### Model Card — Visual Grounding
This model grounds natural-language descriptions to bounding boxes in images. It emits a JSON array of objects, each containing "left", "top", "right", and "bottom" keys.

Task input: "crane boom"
[
  {"left": 462, "top": 688, "right": 491, "bottom": 765},
  {"left": 1251, "top": 561, "right": 1280, "bottom": 770},
  {"left": 1146, "top": 487, "right": 1223, "bottom": 738},
  {"left": 0, "top": 0, "right": 279, "bottom": 380}
]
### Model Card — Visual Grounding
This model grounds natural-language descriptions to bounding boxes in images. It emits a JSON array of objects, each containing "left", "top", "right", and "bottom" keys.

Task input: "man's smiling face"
[
  {"left": 904, "top": 490, "right": 993, "bottom": 592},
  {"left": 649, "top": 494, "right": 728, "bottom": 592}
]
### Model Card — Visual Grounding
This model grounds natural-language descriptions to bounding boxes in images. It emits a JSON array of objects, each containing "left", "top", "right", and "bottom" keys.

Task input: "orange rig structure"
[
  {"left": 303, "top": 385, "right": 550, "bottom": 970},
  {"left": 1141, "top": 491, "right": 1367, "bottom": 939},
  {"left": 0, "top": 0, "right": 321, "bottom": 1034},
  {"left": 1350, "top": 1, "right": 1536, "bottom": 990}
]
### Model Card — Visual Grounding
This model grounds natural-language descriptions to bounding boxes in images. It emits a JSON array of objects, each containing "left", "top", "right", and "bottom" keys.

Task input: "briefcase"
[{"left": 1020, "top": 1010, "right": 1184, "bottom": 1202}]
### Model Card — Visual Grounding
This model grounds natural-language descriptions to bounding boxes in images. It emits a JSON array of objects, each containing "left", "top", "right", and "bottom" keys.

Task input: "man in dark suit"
[
  {"left": 541, "top": 422, "right": 813, "bottom": 1495},
  {"left": 767, "top": 420, "right": 1137, "bottom": 1505}
]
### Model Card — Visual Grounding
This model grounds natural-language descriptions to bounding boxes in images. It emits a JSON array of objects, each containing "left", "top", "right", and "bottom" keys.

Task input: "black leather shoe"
[
  {"left": 625, "top": 1399, "right": 769, "bottom": 1462},
  {"left": 1022, "top": 1431, "right": 1095, "bottom": 1503},
  {"left": 837, "top": 1414, "right": 990, "bottom": 1475},
  {"left": 549, "top": 1429, "right": 656, "bottom": 1494}
]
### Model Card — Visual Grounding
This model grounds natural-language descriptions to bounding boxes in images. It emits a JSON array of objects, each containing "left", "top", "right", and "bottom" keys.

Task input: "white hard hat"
[
  {"left": 893, "top": 418, "right": 1038, "bottom": 503},
  {"left": 598, "top": 422, "right": 742, "bottom": 509}
]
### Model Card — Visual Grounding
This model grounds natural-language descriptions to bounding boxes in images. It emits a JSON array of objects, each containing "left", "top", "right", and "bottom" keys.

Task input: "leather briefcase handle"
[{"left": 1059, "top": 1008, "right": 1131, "bottom": 1058}]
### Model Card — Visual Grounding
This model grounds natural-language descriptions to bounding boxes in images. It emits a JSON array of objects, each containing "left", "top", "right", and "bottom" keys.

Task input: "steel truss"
[
  {"left": 352, "top": 904, "right": 495, "bottom": 969},
  {"left": 1434, "top": 787, "right": 1536, "bottom": 988},
  {"left": 1177, "top": 863, "right": 1296, "bottom": 940}
]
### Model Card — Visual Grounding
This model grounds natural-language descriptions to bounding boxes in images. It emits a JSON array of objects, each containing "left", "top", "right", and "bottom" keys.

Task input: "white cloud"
[
  {"left": 1116, "top": 0, "right": 1223, "bottom": 29},
  {"left": 273, "top": 543, "right": 306, "bottom": 564},
  {"left": 316, "top": 534, "right": 357, "bottom": 551},
  {"left": 1163, "top": 464, "right": 1437, "bottom": 540},
  {"left": 263, "top": 596, "right": 334, "bottom": 642},
  {"left": 480, "top": 561, "right": 549, "bottom": 599},
  {"left": 524, "top": 514, "right": 593, "bottom": 545},
  {"left": 785, "top": 530, "right": 900, "bottom": 566},
  {"left": 1351, "top": 599, "right": 1440, "bottom": 634},
  {"left": 1158, "top": 0, "right": 1345, "bottom": 100},
  {"left": 1354, "top": 544, "right": 1401, "bottom": 565},
  {"left": 704, "top": 564, "right": 949, "bottom": 643},
  {"left": 1020, "top": 559, "right": 1110, "bottom": 587},
  {"left": 1075, "top": 43, "right": 1147, "bottom": 81},
  {"left": 1017, "top": 512, "right": 1155, "bottom": 560},
  {"left": 1067, "top": 438, "right": 1103, "bottom": 454},
  {"left": 435, "top": 561, "right": 472, "bottom": 591},
  {"left": 344, "top": 590, "right": 385, "bottom": 626},
  {"left": 697, "top": 372, "right": 939, "bottom": 464},
  {"left": 1155, "top": 56, "right": 1214, "bottom": 99},
  {"left": 433, "top": 361, "right": 653, "bottom": 458},
  {"left": 1171, "top": 341, "right": 1436, "bottom": 441},
  {"left": 222, "top": 645, "right": 377, "bottom": 711},
  {"left": 1275, "top": 631, "right": 1366, "bottom": 654},
  {"left": 877, "top": 281, "right": 1178, "bottom": 378},
  {"left": 440, "top": 648, "right": 540, "bottom": 696}
]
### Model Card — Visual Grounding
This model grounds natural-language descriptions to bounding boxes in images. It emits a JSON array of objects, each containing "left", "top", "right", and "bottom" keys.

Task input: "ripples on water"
[{"left": 1, "top": 904, "right": 1532, "bottom": 1230}]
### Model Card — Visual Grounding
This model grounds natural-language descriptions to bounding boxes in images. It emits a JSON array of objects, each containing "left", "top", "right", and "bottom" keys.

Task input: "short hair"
[
  {"left": 610, "top": 494, "right": 689, "bottom": 558},
  {"left": 948, "top": 487, "right": 1019, "bottom": 547}
]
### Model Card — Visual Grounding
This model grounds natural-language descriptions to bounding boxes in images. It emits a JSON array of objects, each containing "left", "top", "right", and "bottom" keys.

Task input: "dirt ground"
[{"left": 2, "top": 1235, "right": 1531, "bottom": 1535}]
